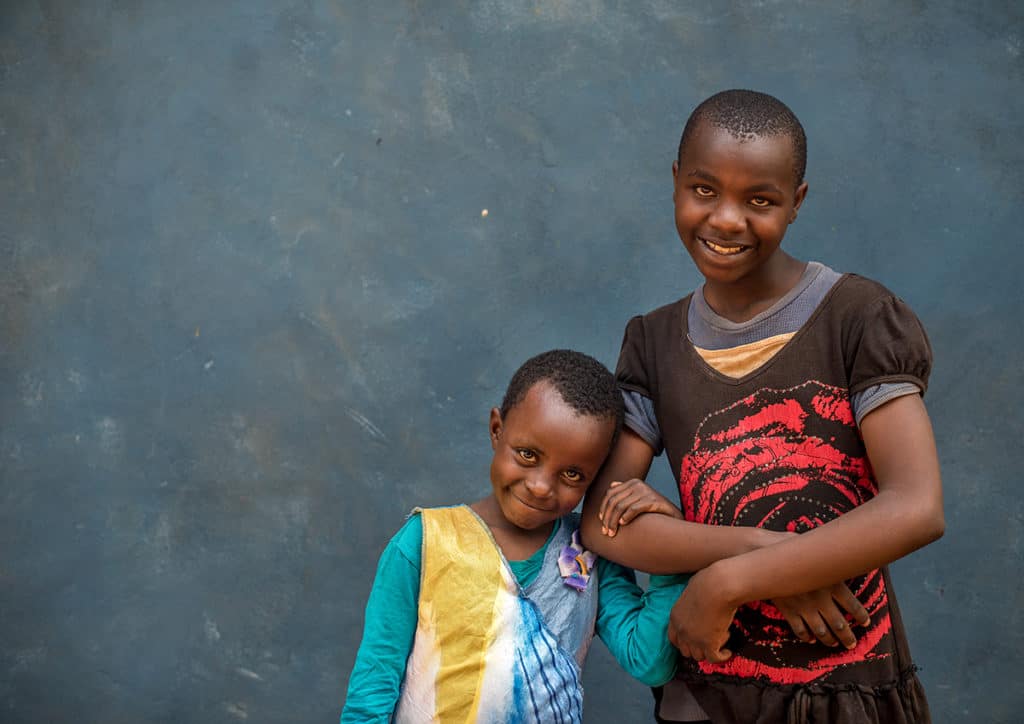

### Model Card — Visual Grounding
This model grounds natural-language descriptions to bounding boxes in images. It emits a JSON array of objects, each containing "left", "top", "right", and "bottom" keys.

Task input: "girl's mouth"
[
  {"left": 514, "top": 494, "right": 553, "bottom": 512},
  {"left": 699, "top": 236, "right": 748, "bottom": 256}
]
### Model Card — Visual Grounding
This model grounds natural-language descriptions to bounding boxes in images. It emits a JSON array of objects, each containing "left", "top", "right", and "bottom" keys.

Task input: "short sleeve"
[
  {"left": 846, "top": 295, "right": 932, "bottom": 396},
  {"left": 616, "top": 315, "right": 653, "bottom": 398},
  {"left": 622, "top": 389, "right": 663, "bottom": 455},
  {"left": 851, "top": 382, "right": 922, "bottom": 424}
]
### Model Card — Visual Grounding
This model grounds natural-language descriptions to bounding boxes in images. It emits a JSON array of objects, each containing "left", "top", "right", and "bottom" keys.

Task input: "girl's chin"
[{"left": 501, "top": 500, "right": 558, "bottom": 530}]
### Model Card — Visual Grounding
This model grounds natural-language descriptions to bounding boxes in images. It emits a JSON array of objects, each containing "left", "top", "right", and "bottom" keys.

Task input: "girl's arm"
[
  {"left": 340, "top": 517, "right": 421, "bottom": 723},
  {"left": 579, "top": 429, "right": 777, "bottom": 573},
  {"left": 593, "top": 559, "right": 687, "bottom": 687},
  {"left": 581, "top": 427, "right": 871, "bottom": 649},
  {"left": 668, "top": 394, "right": 945, "bottom": 662}
]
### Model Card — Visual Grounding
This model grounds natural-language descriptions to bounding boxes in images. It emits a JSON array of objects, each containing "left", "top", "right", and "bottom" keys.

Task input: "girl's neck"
[{"left": 702, "top": 253, "right": 807, "bottom": 323}]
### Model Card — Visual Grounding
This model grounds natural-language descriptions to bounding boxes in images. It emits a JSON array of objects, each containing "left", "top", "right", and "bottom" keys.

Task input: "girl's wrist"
[
  {"left": 747, "top": 526, "right": 788, "bottom": 552},
  {"left": 704, "top": 557, "right": 749, "bottom": 609}
]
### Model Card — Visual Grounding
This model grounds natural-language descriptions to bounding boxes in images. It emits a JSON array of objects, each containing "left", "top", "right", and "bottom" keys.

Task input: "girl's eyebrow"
[
  {"left": 687, "top": 168, "right": 718, "bottom": 184},
  {"left": 746, "top": 182, "right": 784, "bottom": 194}
]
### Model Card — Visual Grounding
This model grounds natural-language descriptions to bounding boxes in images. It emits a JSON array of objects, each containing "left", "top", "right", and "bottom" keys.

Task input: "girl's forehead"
[
  {"left": 682, "top": 124, "right": 797, "bottom": 183},
  {"left": 504, "top": 385, "right": 614, "bottom": 460},
  {"left": 507, "top": 386, "right": 605, "bottom": 434}
]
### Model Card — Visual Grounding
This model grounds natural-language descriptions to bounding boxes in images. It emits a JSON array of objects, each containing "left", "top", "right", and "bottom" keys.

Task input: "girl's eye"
[
  {"left": 563, "top": 470, "right": 583, "bottom": 484},
  {"left": 750, "top": 197, "right": 771, "bottom": 208},
  {"left": 694, "top": 185, "right": 715, "bottom": 198},
  {"left": 517, "top": 449, "right": 537, "bottom": 463}
]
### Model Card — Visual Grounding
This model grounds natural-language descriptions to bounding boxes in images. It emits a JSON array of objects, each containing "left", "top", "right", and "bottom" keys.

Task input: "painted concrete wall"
[{"left": 1, "top": 1, "right": 1021, "bottom": 721}]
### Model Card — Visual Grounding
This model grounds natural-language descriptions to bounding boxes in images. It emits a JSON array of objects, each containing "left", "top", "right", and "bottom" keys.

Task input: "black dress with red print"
[{"left": 616, "top": 275, "right": 933, "bottom": 723}]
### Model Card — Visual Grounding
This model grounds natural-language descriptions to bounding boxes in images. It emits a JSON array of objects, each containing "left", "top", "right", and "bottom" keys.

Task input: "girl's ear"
[
  {"left": 790, "top": 181, "right": 809, "bottom": 223},
  {"left": 489, "top": 407, "right": 503, "bottom": 450}
]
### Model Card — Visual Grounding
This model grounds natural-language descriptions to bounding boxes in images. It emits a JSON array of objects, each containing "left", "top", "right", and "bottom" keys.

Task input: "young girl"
[
  {"left": 580, "top": 90, "right": 944, "bottom": 723},
  {"left": 343, "top": 350, "right": 722, "bottom": 723}
]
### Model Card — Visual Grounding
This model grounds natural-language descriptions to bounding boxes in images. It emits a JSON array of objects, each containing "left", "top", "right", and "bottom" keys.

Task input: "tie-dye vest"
[{"left": 395, "top": 506, "right": 597, "bottom": 724}]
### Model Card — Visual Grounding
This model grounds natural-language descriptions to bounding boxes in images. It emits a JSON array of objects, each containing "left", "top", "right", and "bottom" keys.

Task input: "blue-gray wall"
[{"left": 2, "top": 2, "right": 1021, "bottom": 722}]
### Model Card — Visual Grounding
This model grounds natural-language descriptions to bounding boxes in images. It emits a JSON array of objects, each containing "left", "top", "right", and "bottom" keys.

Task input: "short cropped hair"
[
  {"left": 678, "top": 89, "right": 807, "bottom": 186},
  {"left": 500, "top": 349, "right": 624, "bottom": 438}
]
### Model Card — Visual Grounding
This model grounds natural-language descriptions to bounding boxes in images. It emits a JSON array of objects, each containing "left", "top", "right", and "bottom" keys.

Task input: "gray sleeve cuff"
[
  {"left": 622, "top": 389, "right": 663, "bottom": 456},
  {"left": 852, "top": 382, "right": 922, "bottom": 425}
]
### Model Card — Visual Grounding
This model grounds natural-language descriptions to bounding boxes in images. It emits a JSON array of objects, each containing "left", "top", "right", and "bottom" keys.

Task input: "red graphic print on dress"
[{"left": 678, "top": 381, "right": 893, "bottom": 684}]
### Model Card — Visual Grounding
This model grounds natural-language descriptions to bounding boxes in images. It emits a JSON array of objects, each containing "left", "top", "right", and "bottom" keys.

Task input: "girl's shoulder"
[
  {"left": 387, "top": 510, "right": 425, "bottom": 564},
  {"left": 829, "top": 272, "right": 904, "bottom": 305},
  {"left": 635, "top": 293, "right": 693, "bottom": 327},
  {"left": 392, "top": 505, "right": 473, "bottom": 560},
  {"left": 815, "top": 273, "right": 927, "bottom": 341}
]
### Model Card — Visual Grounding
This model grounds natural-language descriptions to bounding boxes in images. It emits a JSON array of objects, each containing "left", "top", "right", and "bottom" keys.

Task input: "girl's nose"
[
  {"left": 708, "top": 201, "right": 746, "bottom": 235},
  {"left": 524, "top": 475, "right": 555, "bottom": 498}
]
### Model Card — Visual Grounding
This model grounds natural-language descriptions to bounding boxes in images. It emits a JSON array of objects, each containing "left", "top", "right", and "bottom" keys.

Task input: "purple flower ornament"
[{"left": 558, "top": 529, "right": 597, "bottom": 592}]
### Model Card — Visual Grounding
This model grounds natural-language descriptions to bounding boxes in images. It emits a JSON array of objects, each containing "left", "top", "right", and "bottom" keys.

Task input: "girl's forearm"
[
  {"left": 580, "top": 510, "right": 779, "bottom": 575},
  {"left": 705, "top": 487, "right": 945, "bottom": 607},
  {"left": 703, "top": 394, "right": 946, "bottom": 607},
  {"left": 580, "top": 428, "right": 782, "bottom": 573}
]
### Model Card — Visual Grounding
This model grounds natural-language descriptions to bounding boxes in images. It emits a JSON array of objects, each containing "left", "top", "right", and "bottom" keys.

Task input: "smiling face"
[
  {"left": 487, "top": 381, "right": 616, "bottom": 532},
  {"left": 673, "top": 120, "right": 808, "bottom": 290}
]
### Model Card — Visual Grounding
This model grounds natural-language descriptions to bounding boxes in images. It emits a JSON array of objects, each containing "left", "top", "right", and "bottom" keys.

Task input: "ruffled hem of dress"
[{"left": 676, "top": 665, "right": 930, "bottom": 724}]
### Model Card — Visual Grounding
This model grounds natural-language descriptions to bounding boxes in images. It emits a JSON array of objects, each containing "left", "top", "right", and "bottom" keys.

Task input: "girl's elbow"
[
  {"left": 887, "top": 484, "right": 944, "bottom": 548},
  {"left": 636, "top": 661, "right": 677, "bottom": 688},
  {"left": 924, "top": 507, "right": 945, "bottom": 543},
  {"left": 911, "top": 502, "right": 945, "bottom": 547}
]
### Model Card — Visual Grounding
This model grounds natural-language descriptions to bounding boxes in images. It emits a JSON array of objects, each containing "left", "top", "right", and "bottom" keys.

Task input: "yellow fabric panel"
[
  {"left": 692, "top": 331, "right": 796, "bottom": 378},
  {"left": 418, "top": 507, "right": 514, "bottom": 723}
]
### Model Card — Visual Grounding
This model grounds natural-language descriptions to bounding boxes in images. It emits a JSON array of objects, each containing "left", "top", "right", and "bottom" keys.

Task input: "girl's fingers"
[
  {"left": 599, "top": 481, "right": 626, "bottom": 531},
  {"left": 598, "top": 480, "right": 621, "bottom": 522},
  {"left": 827, "top": 613, "right": 857, "bottom": 650},
  {"left": 602, "top": 493, "right": 631, "bottom": 535},
  {"left": 617, "top": 506, "right": 639, "bottom": 525},
  {"left": 600, "top": 480, "right": 677, "bottom": 535},
  {"left": 808, "top": 613, "right": 839, "bottom": 647},
  {"left": 616, "top": 495, "right": 650, "bottom": 526},
  {"left": 832, "top": 583, "right": 871, "bottom": 627},
  {"left": 603, "top": 487, "right": 644, "bottom": 535},
  {"left": 706, "top": 646, "right": 732, "bottom": 663},
  {"left": 781, "top": 610, "right": 814, "bottom": 643}
]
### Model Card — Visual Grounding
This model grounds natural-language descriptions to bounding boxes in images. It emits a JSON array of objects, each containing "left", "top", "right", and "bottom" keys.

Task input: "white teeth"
[{"left": 702, "top": 238, "right": 745, "bottom": 255}]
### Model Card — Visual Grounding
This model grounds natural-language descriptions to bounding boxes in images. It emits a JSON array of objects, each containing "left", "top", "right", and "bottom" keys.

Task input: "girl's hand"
[
  {"left": 670, "top": 571, "right": 872, "bottom": 662},
  {"left": 668, "top": 566, "right": 736, "bottom": 663},
  {"left": 751, "top": 530, "right": 870, "bottom": 647},
  {"left": 772, "top": 583, "right": 871, "bottom": 649},
  {"left": 598, "top": 478, "right": 684, "bottom": 537}
]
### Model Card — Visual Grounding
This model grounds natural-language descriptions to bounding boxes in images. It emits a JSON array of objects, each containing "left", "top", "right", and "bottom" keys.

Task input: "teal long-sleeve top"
[{"left": 340, "top": 514, "right": 687, "bottom": 723}]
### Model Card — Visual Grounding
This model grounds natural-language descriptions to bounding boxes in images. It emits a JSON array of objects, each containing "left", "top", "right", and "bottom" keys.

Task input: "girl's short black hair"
[
  {"left": 678, "top": 89, "right": 807, "bottom": 186},
  {"left": 499, "top": 349, "right": 624, "bottom": 436}
]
